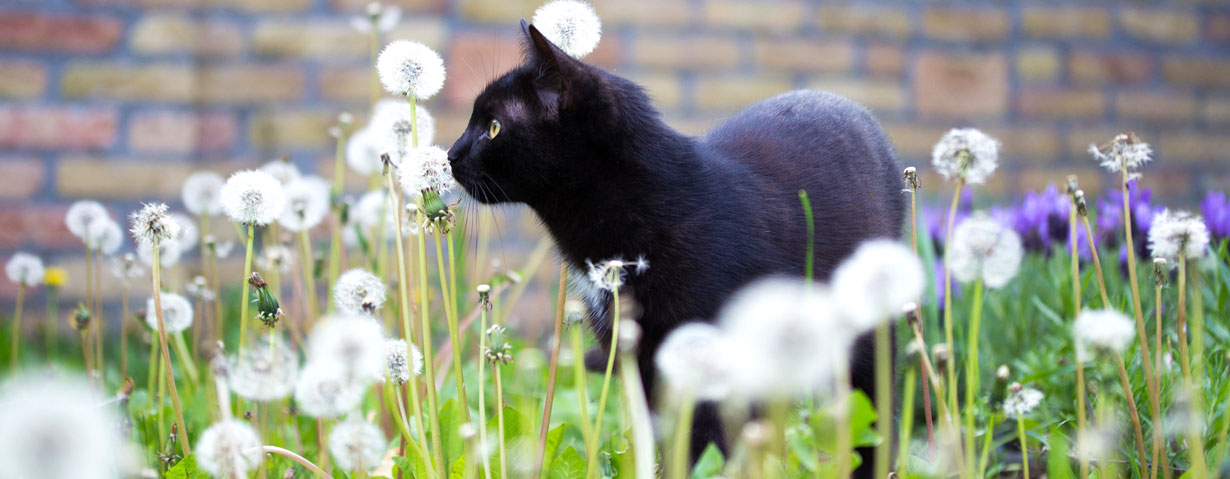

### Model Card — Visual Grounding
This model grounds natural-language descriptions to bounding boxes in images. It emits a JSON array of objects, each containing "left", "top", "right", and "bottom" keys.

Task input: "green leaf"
[
  {"left": 439, "top": 399, "right": 465, "bottom": 467},
  {"left": 690, "top": 444, "right": 725, "bottom": 479},
  {"left": 540, "top": 424, "right": 566, "bottom": 474},
  {"left": 449, "top": 454, "right": 467, "bottom": 479},
  {"left": 165, "top": 455, "right": 209, "bottom": 479},
  {"left": 547, "top": 446, "right": 586, "bottom": 479},
  {"left": 394, "top": 449, "right": 431, "bottom": 479},
  {"left": 1047, "top": 428, "right": 1073, "bottom": 479}
]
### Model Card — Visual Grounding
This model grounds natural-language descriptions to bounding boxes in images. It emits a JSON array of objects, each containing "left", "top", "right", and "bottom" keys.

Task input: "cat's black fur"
[{"left": 448, "top": 21, "right": 905, "bottom": 477}]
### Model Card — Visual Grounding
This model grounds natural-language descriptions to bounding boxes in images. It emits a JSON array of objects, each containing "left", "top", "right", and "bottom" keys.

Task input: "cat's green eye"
[{"left": 488, "top": 119, "right": 502, "bottom": 139}]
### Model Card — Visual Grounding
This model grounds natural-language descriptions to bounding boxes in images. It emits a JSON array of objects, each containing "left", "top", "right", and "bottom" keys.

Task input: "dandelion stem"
[
  {"left": 1080, "top": 217, "right": 1110, "bottom": 308},
  {"left": 1119, "top": 171, "right": 1164, "bottom": 479},
  {"left": 9, "top": 284, "right": 23, "bottom": 372},
  {"left": 387, "top": 172, "right": 433, "bottom": 463},
  {"left": 536, "top": 264, "right": 569, "bottom": 476},
  {"left": 874, "top": 320, "right": 893, "bottom": 479},
  {"left": 151, "top": 238, "right": 192, "bottom": 455},
  {"left": 298, "top": 229, "right": 319, "bottom": 321},
  {"left": 977, "top": 413, "right": 996, "bottom": 477},
  {"left": 171, "top": 331, "right": 200, "bottom": 387},
  {"left": 942, "top": 180, "right": 964, "bottom": 421},
  {"left": 1075, "top": 357, "right": 1089, "bottom": 479},
  {"left": 618, "top": 337, "right": 654, "bottom": 479},
  {"left": 494, "top": 361, "right": 509, "bottom": 479},
  {"left": 1017, "top": 413, "right": 1030, "bottom": 479},
  {"left": 94, "top": 248, "right": 103, "bottom": 380},
  {"left": 897, "top": 368, "right": 916, "bottom": 478},
  {"left": 799, "top": 190, "right": 815, "bottom": 285},
  {"left": 260, "top": 445, "right": 334, "bottom": 479},
  {"left": 570, "top": 325, "right": 594, "bottom": 461},
  {"left": 414, "top": 195, "right": 446, "bottom": 478},
  {"left": 1178, "top": 254, "right": 1208, "bottom": 479},
  {"left": 120, "top": 285, "right": 130, "bottom": 377},
  {"left": 477, "top": 299, "right": 493, "bottom": 479},
  {"left": 669, "top": 393, "right": 697, "bottom": 479},
  {"left": 238, "top": 223, "right": 255, "bottom": 350},
  {"left": 434, "top": 230, "right": 470, "bottom": 423},
  {"left": 835, "top": 359, "right": 853, "bottom": 479},
  {"left": 963, "top": 279, "right": 985, "bottom": 476},
  {"left": 1115, "top": 351, "right": 1149, "bottom": 478},
  {"left": 1154, "top": 276, "right": 1168, "bottom": 479},
  {"left": 587, "top": 289, "right": 622, "bottom": 479}
]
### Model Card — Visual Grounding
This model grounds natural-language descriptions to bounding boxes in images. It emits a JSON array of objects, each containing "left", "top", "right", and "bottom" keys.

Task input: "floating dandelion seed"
[
  {"left": 376, "top": 40, "right": 446, "bottom": 99},
  {"left": 384, "top": 338, "right": 422, "bottom": 384},
  {"left": 931, "top": 128, "right": 1000, "bottom": 185},
  {"left": 230, "top": 334, "right": 299, "bottom": 402},
  {"left": 328, "top": 414, "right": 387, "bottom": 472},
  {"left": 399, "top": 145, "right": 455, "bottom": 194},
  {"left": 66, "top": 200, "right": 110, "bottom": 241},
  {"left": 196, "top": 419, "right": 263, "bottom": 478},
  {"left": 532, "top": 0, "right": 602, "bottom": 58},
  {"left": 220, "top": 170, "right": 288, "bottom": 226},
  {"left": 334, "top": 268, "right": 387, "bottom": 315},
  {"left": 293, "top": 362, "right": 366, "bottom": 418},
  {"left": 1002, "top": 386, "right": 1044, "bottom": 418},
  {"left": 307, "top": 315, "right": 387, "bottom": 383},
  {"left": 1073, "top": 309, "right": 1135, "bottom": 362},
  {"left": 831, "top": 239, "right": 925, "bottom": 330},
  {"left": 654, "top": 323, "right": 736, "bottom": 400},
  {"left": 144, "top": 292, "right": 193, "bottom": 334},
  {"left": 0, "top": 374, "right": 123, "bottom": 479},
  {"left": 6, "top": 252, "right": 45, "bottom": 287},
  {"left": 278, "top": 176, "right": 331, "bottom": 232},
  {"left": 948, "top": 213, "right": 1023, "bottom": 288},
  {"left": 129, "top": 202, "right": 179, "bottom": 246},
  {"left": 1148, "top": 209, "right": 1210, "bottom": 264},
  {"left": 1089, "top": 132, "right": 1152, "bottom": 179},
  {"left": 182, "top": 171, "right": 226, "bottom": 216}
]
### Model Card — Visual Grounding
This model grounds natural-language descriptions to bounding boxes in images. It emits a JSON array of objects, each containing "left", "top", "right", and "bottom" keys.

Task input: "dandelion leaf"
[
  {"left": 690, "top": 444, "right": 725, "bottom": 479},
  {"left": 165, "top": 454, "right": 209, "bottom": 479},
  {"left": 547, "top": 446, "right": 586, "bottom": 479}
]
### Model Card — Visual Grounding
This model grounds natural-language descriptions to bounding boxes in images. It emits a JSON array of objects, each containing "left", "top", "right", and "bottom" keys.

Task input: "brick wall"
[{"left": 2, "top": 0, "right": 1229, "bottom": 304}]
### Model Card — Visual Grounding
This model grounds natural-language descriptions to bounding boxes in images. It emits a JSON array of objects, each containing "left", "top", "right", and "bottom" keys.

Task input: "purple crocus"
[
  {"left": 1202, "top": 191, "right": 1230, "bottom": 242},
  {"left": 1011, "top": 184, "right": 1071, "bottom": 253}
]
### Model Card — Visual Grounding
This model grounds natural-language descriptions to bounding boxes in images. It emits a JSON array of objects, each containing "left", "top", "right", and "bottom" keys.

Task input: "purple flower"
[
  {"left": 1010, "top": 184, "right": 1071, "bottom": 253},
  {"left": 1097, "top": 181, "right": 1155, "bottom": 259},
  {"left": 1202, "top": 191, "right": 1230, "bottom": 242},
  {"left": 921, "top": 188, "right": 974, "bottom": 257}
]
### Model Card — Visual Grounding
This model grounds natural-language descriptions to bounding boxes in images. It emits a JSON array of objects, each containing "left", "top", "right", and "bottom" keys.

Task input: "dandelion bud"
[
  {"left": 1153, "top": 257, "right": 1169, "bottom": 286},
  {"left": 421, "top": 189, "right": 451, "bottom": 228},
  {"left": 1066, "top": 175, "right": 1079, "bottom": 196},
  {"left": 991, "top": 368, "right": 1011, "bottom": 405},
  {"left": 904, "top": 337, "right": 925, "bottom": 361},
  {"left": 484, "top": 325, "right": 514, "bottom": 365},
  {"left": 564, "top": 299, "right": 585, "bottom": 325},
  {"left": 932, "top": 343, "right": 951, "bottom": 370},
  {"left": 71, "top": 303, "right": 91, "bottom": 332},
  {"left": 903, "top": 166, "right": 920, "bottom": 190},
  {"left": 617, "top": 319, "right": 641, "bottom": 353},
  {"left": 1008, "top": 381, "right": 1022, "bottom": 394},
  {"left": 996, "top": 364, "right": 1010, "bottom": 381},
  {"left": 1075, "top": 190, "right": 1088, "bottom": 217},
  {"left": 249, "top": 273, "right": 284, "bottom": 328}
]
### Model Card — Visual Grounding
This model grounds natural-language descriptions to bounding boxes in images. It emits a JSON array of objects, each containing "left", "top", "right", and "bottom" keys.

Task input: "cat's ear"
[{"left": 520, "top": 19, "right": 590, "bottom": 111}]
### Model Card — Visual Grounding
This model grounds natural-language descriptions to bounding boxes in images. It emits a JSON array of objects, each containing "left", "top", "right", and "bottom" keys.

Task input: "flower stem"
[
  {"left": 1115, "top": 351, "right": 1149, "bottom": 477},
  {"left": 477, "top": 301, "right": 493, "bottom": 479},
  {"left": 536, "top": 264, "right": 569, "bottom": 475},
  {"left": 1075, "top": 357, "right": 1089, "bottom": 479},
  {"left": 963, "top": 279, "right": 985, "bottom": 476},
  {"left": 1179, "top": 255, "right": 1209, "bottom": 479},
  {"left": 977, "top": 413, "right": 997, "bottom": 477},
  {"left": 570, "top": 325, "right": 595, "bottom": 459},
  {"left": 387, "top": 173, "right": 433, "bottom": 464},
  {"left": 1080, "top": 217, "right": 1110, "bottom": 308},
  {"left": 171, "top": 331, "right": 200, "bottom": 387},
  {"left": 1155, "top": 277, "right": 1168, "bottom": 479},
  {"left": 618, "top": 335, "right": 654, "bottom": 479},
  {"left": 799, "top": 190, "right": 815, "bottom": 285},
  {"left": 1120, "top": 172, "right": 1164, "bottom": 478},
  {"left": 414, "top": 198, "right": 446, "bottom": 478},
  {"left": 434, "top": 231, "right": 470, "bottom": 423},
  {"left": 897, "top": 368, "right": 916, "bottom": 478},
  {"left": 120, "top": 286, "right": 130, "bottom": 377},
  {"left": 942, "top": 180, "right": 964, "bottom": 421},
  {"left": 1017, "top": 413, "right": 1030, "bottom": 479},
  {"left": 9, "top": 284, "right": 23, "bottom": 372},
  {"left": 874, "top": 320, "right": 893, "bottom": 479},
  {"left": 151, "top": 238, "right": 192, "bottom": 455},
  {"left": 586, "top": 289, "right": 622, "bottom": 479},
  {"left": 669, "top": 393, "right": 697, "bottom": 479},
  {"left": 261, "top": 445, "right": 334, "bottom": 479},
  {"left": 298, "top": 229, "right": 319, "bottom": 321},
  {"left": 238, "top": 223, "right": 255, "bottom": 349},
  {"left": 835, "top": 358, "right": 853, "bottom": 479},
  {"left": 494, "top": 361, "right": 508, "bottom": 479}
]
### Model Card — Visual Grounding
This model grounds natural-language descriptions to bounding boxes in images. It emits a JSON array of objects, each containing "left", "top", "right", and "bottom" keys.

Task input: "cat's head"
[{"left": 447, "top": 20, "right": 622, "bottom": 206}]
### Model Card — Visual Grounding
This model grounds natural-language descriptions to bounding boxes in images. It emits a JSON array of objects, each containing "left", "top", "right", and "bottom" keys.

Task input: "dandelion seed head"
[
  {"left": 377, "top": 40, "right": 445, "bottom": 99},
  {"left": 1073, "top": 309, "right": 1135, "bottom": 362},
  {"left": 346, "top": 126, "right": 386, "bottom": 176},
  {"left": 144, "top": 292, "right": 193, "bottom": 334},
  {"left": 832, "top": 239, "right": 925, "bottom": 330},
  {"left": 372, "top": 99, "right": 436, "bottom": 161},
  {"left": 259, "top": 159, "right": 301, "bottom": 185},
  {"left": 230, "top": 334, "right": 299, "bottom": 402},
  {"left": 383, "top": 338, "right": 422, "bottom": 384},
  {"left": 334, "top": 268, "right": 387, "bottom": 315},
  {"left": 136, "top": 238, "right": 183, "bottom": 268},
  {"left": 256, "top": 244, "right": 295, "bottom": 274},
  {"left": 307, "top": 315, "right": 386, "bottom": 384},
  {"left": 949, "top": 213, "right": 1023, "bottom": 288},
  {"left": 1089, "top": 133, "right": 1152, "bottom": 175},
  {"left": 532, "top": 0, "right": 602, "bottom": 58},
  {"left": 1001, "top": 386, "right": 1044, "bottom": 417},
  {"left": 931, "top": 128, "right": 1000, "bottom": 184},
  {"left": 1148, "top": 209, "right": 1210, "bottom": 263},
  {"left": 220, "top": 170, "right": 288, "bottom": 226},
  {"left": 293, "top": 362, "right": 365, "bottom": 418},
  {"left": 279, "top": 176, "right": 331, "bottom": 232},
  {"left": 129, "top": 202, "right": 179, "bottom": 246},
  {"left": 86, "top": 218, "right": 124, "bottom": 255},
  {"left": 399, "top": 145, "right": 455, "bottom": 194},
  {"left": 0, "top": 374, "right": 123, "bottom": 479},
  {"left": 585, "top": 257, "right": 647, "bottom": 291},
  {"left": 6, "top": 252, "right": 45, "bottom": 287},
  {"left": 182, "top": 171, "right": 226, "bottom": 216},
  {"left": 196, "top": 419, "right": 263, "bottom": 478},
  {"left": 654, "top": 323, "right": 736, "bottom": 400},
  {"left": 352, "top": 190, "right": 396, "bottom": 237},
  {"left": 170, "top": 213, "right": 198, "bottom": 251},
  {"left": 66, "top": 200, "right": 111, "bottom": 241},
  {"left": 328, "top": 415, "right": 387, "bottom": 472}
]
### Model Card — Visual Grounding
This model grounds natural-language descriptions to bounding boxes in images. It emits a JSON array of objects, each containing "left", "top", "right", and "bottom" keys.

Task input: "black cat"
[{"left": 448, "top": 20, "right": 905, "bottom": 476}]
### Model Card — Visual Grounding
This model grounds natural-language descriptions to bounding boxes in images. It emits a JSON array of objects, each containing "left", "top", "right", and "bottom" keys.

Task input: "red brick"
[
  {"left": 922, "top": 7, "right": 1010, "bottom": 42},
  {"left": 1157, "top": 133, "right": 1230, "bottom": 164},
  {"left": 1164, "top": 58, "right": 1230, "bottom": 88},
  {"left": 865, "top": 43, "right": 905, "bottom": 77},
  {"left": 321, "top": 67, "right": 374, "bottom": 103},
  {"left": 1022, "top": 7, "right": 1111, "bottom": 39},
  {"left": 1068, "top": 51, "right": 1154, "bottom": 85},
  {"left": 703, "top": 0, "right": 808, "bottom": 32},
  {"left": 0, "top": 60, "right": 47, "bottom": 99},
  {"left": 1017, "top": 88, "right": 1105, "bottom": 119},
  {"left": 752, "top": 38, "right": 853, "bottom": 73},
  {"left": 130, "top": 14, "right": 244, "bottom": 56},
  {"left": 817, "top": 5, "right": 911, "bottom": 38},
  {"left": 443, "top": 33, "right": 525, "bottom": 108},
  {"left": 128, "top": 111, "right": 238, "bottom": 153},
  {"left": 248, "top": 110, "right": 337, "bottom": 149},
  {"left": 1119, "top": 8, "right": 1199, "bottom": 44},
  {"left": 631, "top": 33, "right": 741, "bottom": 71},
  {"left": 0, "top": 205, "right": 75, "bottom": 249},
  {"left": 0, "top": 157, "right": 45, "bottom": 199},
  {"left": 694, "top": 74, "right": 794, "bottom": 112},
  {"left": 1115, "top": 91, "right": 1197, "bottom": 124},
  {"left": 1209, "top": 15, "right": 1230, "bottom": 43},
  {"left": 913, "top": 51, "right": 1008, "bottom": 119},
  {"left": 0, "top": 11, "right": 124, "bottom": 53},
  {"left": 594, "top": 0, "right": 692, "bottom": 27},
  {"left": 1205, "top": 98, "right": 1230, "bottom": 124},
  {"left": 0, "top": 106, "right": 117, "bottom": 151}
]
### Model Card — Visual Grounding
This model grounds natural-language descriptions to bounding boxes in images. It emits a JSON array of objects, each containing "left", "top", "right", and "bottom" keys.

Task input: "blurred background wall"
[{"left": 1, "top": 0, "right": 1229, "bottom": 305}]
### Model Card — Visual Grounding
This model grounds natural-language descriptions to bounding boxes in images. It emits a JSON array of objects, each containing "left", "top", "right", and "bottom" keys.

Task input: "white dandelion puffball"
[
  {"left": 328, "top": 415, "right": 388, "bottom": 472},
  {"left": 257, "top": 244, "right": 295, "bottom": 274},
  {"left": 65, "top": 200, "right": 110, "bottom": 241},
  {"left": 351, "top": 3, "right": 401, "bottom": 33},
  {"left": 1074, "top": 309, "right": 1135, "bottom": 362},
  {"left": 230, "top": 334, "right": 300, "bottom": 402},
  {"left": 86, "top": 218, "right": 123, "bottom": 255},
  {"left": 719, "top": 278, "right": 852, "bottom": 399},
  {"left": 384, "top": 338, "right": 423, "bottom": 384},
  {"left": 279, "top": 176, "right": 331, "bottom": 232},
  {"left": 0, "top": 374, "right": 123, "bottom": 479},
  {"left": 1149, "top": 209, "right": 1210, "bottom": 263},
  {"left": 1002, "top": 386, "right": 1045, "bottom": 418},
  {"left": 377, "top": 40, "right": 446, "bottom": 99},
  {"left": 259, "top": 159, "right": 301, "bottom": 185},
  {"left": 144, "top": 292, "right": 194, "bottom": 334},
  {"left": 196, "top": 419, "right": 263, "bottom": 478},
  {"left": 307, "top": 315, "right": 387, "bottom": 383},
  {"left": 294, "top": 362, "right": 366, "bottom": 418},
  {"left": 182, "top": 171, "right": 225, "bottom": 216},
  {"left": 400, "top": 145, "right": 455, "bottom": 194},
  {"left": 346, "top": 125, "right": 387, "bottom": 176},
  {"left": 586, "top": 256, "right": 648, "bottom": 291},
  {"left": 832, "top": 239, "right": 925, "bottom": 331},
  {"left": 221, "top": 170, "right": 288, "bottom": 226},
  {"left": 137, "top": 238, "right": 183, "bottom": 268},
  {"left": 654, "top": 323, "right": 736, "bottom": 400},
  {"left": 532, "top": 0, "right": 602, "bottom": 58},
  {"left": 931, "top": 128, "right": 1000, "bottom": 185},
  {"left": 170, "top": 213, "right": 198, "bottom": 250},
  {"left": 129, "top": 202, "right": 180, "bottom": 246},
  {"left": 335, "top": 268, "right": 388, "bottom": 315},
  {"left": 372, "top": 99, "right": 437, "bottom": 161},
  {"left": 6, "top": 252, "right": 45, "bottom": 287},
  {"left": 353, "top": 190, "right": 396, "bottom": 236},
  {"left": 1089, "top": 133, "right": 1152, "bottom": 175},
  {"left": 948, "top": 213, "right": 1023, "bottom": 289}
]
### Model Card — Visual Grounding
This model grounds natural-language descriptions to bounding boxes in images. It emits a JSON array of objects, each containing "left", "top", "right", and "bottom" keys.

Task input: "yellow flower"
[{"left": 44, "top": 266, "right": 68, "bottom": 288}]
